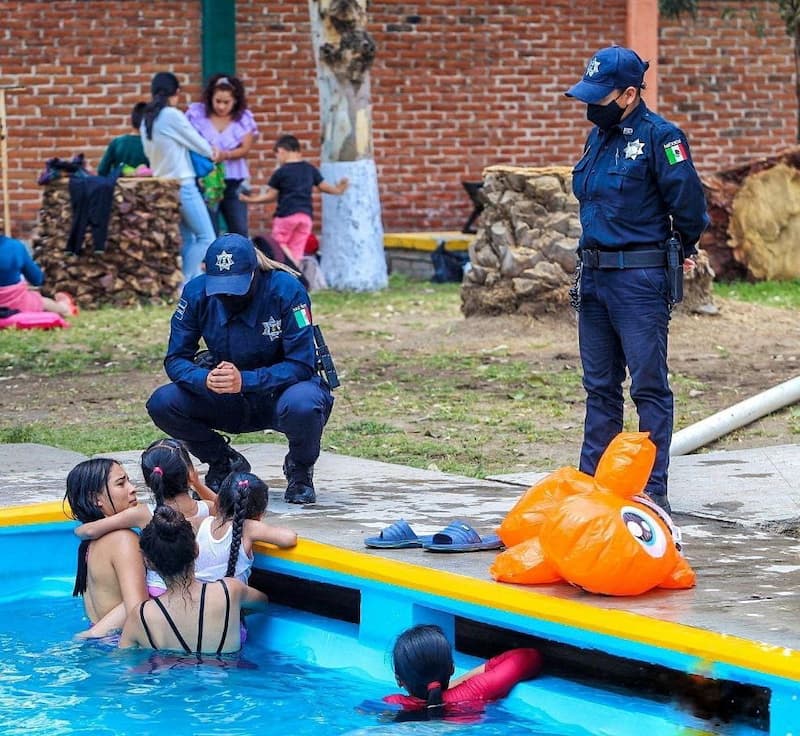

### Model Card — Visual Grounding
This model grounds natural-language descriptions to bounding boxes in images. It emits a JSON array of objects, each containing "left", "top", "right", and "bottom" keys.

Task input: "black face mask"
[
  {"left": 218, "top": 270, "right": 259, "bottom": 315},
  {"left": 586, "top": 94, "right": 626, "bottom": 131}
]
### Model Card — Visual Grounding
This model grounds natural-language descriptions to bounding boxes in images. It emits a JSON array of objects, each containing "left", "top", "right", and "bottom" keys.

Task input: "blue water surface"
[{"left": 0, "top": 584, "right": 586, "bottom": 736}]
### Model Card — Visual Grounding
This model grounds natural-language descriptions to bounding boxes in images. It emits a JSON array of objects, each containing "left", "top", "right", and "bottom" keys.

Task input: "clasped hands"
[{"left": 206, "top": 360, "right": 242, "bottom": 394}]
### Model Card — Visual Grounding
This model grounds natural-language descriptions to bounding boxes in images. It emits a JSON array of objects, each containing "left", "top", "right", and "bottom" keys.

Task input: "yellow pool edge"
[{"left": 4, "top": 502, "right": 797, "bottom": 684}]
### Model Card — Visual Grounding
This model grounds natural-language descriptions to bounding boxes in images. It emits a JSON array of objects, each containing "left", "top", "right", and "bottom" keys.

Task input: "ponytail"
[
  {"left": 143, "top": 71, "right": 180, "bottom": 140},
  {"left": 225, "top": 480, "right": 249, "bottom": 578},
  {"left": 425, "top": 680, "right": 444, "bottom": 708}
]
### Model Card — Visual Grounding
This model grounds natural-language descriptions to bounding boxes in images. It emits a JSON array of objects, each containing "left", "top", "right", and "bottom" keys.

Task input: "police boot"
[
  {"left": 205, "top": 436, "right": 252, "bottom": 493},
  {"left": 283, "top": 455, "right": 316, "bottom": 505},
  {"left": 644, "top": 490, "right": 672, "bottom": 516}
]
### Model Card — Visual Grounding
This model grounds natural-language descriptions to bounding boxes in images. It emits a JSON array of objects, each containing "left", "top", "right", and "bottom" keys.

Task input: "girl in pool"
[
  {"left": 194, "top": 471, "right": 297, "bottom": 585},
  {"left": 65, "top": 458, "right": 148, "bottom": 638},
  {"left": 120, "top": 505, "right": 268, "bottom": 655},
  {"left": 384, "top": 624, "right": 542, "bottom": 712},
  {"left": 75, "top": 438, "right": 217, "bottom": 596}
]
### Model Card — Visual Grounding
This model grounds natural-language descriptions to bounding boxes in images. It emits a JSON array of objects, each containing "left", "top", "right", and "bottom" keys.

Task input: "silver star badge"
[
  {"left": 586, "top": 58, "right": 600, "bottom": 77},
  {"left": 262, "top": 316, "right": 282, "bottom": 341},
  {"left": 215, "top": 250, "right": 235, "bottom": 271},
  {"left": 624, "top": 139, "right": 645, "bottom": 160}
]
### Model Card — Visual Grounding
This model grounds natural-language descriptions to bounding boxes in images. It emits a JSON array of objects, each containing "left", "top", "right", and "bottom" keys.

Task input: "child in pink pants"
[{"left": 241, "top": 134, "right": 348, "bottom": 263}]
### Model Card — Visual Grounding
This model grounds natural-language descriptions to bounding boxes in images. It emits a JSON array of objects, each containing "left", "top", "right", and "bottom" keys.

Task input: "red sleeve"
[{"left": 444, "top": 648, "right": 542, "bottom": 704}]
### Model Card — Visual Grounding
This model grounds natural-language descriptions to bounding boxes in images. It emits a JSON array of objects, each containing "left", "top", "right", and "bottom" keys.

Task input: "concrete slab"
[
  {"left": 489, "top": 444, "right": 800, "bottom": 528},
  {"left": 1, "top": 441, "right": 799, "bottom": 653}
]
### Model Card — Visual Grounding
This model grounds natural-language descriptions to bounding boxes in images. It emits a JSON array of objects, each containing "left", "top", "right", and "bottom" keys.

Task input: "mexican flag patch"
[
  {"left": 664, "top": 139, "right": 688, "bottom": 165},
  {"left": 293, "top": 304, "right": 312, "bottom": 328}
]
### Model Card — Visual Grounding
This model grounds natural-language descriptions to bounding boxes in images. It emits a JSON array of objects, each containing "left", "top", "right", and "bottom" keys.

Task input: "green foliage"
[{"left": 659, "top": 0, "right": 698, "bottom": 18}]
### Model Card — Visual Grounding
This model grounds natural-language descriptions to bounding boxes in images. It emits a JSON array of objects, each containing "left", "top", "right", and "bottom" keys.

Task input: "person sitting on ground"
[
  {"left": 240, "top": 134, "right": 348, "bottom": 263},
  {"left": 64, "top": 458, "right": 148, "bottom": 638},
  {"left": 96, "top": 102, "right": 150, "bottom": 176},
  {"left": 384, "top": 624, "right": 542, "bottom": 712},
  {"left": 195, "top": 471, "right": 297, "bottom": 585},
  {"left": 146, "top": 233, "right": 335, "bottom": 505},
  {"left": 74, "top": 437, "right": 217, "bottom": 597},
  {"left": 0, "top": 230, "right": 78, "bottom": 317},
  {"left": 119, "top": 505, "right": 269, "bottom": 655}
]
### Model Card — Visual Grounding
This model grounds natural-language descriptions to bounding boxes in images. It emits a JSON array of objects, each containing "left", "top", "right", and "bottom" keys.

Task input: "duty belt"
[{"left": 580, "top": 248, "right": 667, "bottom": 270}]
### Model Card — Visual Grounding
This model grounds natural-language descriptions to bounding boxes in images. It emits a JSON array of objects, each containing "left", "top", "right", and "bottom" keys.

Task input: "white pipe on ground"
[{"left": 670, "top": 375, "right": 800, "bottom": 456}]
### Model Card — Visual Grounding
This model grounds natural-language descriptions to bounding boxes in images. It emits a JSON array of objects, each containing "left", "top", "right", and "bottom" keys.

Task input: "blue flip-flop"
[
  {"left": 364, "top": 519, "right": 434, "bottom": 549},
  {"left": 422, "top": 520, "right": 504, "bottom": 553}
]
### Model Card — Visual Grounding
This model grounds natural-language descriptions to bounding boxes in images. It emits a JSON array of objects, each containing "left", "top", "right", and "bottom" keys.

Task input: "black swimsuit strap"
[
  {"left": 196, "top": 583, "right": 207, "bottom": 655},
  {"left": 139, "top": 601, "right": 158, "bottom": 650},
  {"left": 216, "top": 579, "right": 231, "bottom": 656},
  {"left": 152, "top": 595, "right": 192, "bottom": 654}
]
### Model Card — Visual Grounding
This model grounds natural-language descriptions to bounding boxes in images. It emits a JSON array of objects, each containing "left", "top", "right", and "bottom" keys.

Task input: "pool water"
[{"left": 0, "top": 582, "right": 589, "bottom": 736}]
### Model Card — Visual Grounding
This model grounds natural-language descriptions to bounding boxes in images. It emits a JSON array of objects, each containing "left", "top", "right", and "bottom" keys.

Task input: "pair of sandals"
[{"left": 364, "top": 519, "right": 503, "bottom": 553}]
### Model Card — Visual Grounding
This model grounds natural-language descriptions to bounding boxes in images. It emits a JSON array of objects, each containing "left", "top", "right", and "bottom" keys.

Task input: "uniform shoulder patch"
[
  {"left": 663, "top": 139, "right": 688, "bottom": 165},
  {"left": 174, "top": 298, "right": 187, "bottom": 321},
  {"left": 293, "top": 303, "right": 312, "bottom": 328}
]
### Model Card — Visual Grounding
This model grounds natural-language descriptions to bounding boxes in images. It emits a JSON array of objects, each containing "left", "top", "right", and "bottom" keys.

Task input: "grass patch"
[{"left": 714, "top": 279, "right": 800, "bottom": 309}]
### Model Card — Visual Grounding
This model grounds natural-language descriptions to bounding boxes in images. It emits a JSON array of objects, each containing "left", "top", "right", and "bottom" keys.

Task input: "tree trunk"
[{"left": 308, "top": 0, "right": 387, "bottom": 291}]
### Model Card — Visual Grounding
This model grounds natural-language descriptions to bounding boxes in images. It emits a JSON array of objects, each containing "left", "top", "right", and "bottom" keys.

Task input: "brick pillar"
[{"left": 626, "top": 0, "right": 659, "bottom": 111}]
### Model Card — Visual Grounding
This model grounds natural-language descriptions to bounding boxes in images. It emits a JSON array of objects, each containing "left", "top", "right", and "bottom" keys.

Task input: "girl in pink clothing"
[{"left": 241, "top": 135, "right": 348, "bottom": 263}]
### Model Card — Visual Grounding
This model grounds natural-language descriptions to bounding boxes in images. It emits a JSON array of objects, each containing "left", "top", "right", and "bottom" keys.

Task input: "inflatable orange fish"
[{"left": 490, "top": 432, "right": 695, "bottom": 596}]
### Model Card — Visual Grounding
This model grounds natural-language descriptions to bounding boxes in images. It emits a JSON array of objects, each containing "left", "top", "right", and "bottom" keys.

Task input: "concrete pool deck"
[{"left": 2, "top": 440, "right": 799, "bottom": 656}]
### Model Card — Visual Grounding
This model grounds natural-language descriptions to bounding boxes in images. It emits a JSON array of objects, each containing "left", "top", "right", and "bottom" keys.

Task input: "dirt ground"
[{"left": 4, "top": 295, "right": 800, "bottom": 469}]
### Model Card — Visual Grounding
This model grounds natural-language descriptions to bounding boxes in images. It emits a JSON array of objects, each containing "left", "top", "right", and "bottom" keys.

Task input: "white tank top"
[{"left": 194, "top": 516, "right": 253, "bottom": 584}]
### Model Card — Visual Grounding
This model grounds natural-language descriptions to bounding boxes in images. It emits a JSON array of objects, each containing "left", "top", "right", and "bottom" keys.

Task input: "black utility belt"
[{"left": 580, "top": 248, "right": 667, "bottom": 270}]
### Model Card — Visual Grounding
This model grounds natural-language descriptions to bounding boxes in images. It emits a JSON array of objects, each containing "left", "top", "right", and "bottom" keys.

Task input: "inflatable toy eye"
[{"left": 620, "top": 506, "right": 668, "bottom": 558}]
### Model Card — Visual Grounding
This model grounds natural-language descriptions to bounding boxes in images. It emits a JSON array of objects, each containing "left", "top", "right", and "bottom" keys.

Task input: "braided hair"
[
  {"left": 140, "top": 438, "right": 191, "bottom": 507},
  {"left": 143, "top": 71, "right": 179, "bottom": 140},
  {"left": 216, "top": 472, "right": 268, "bottom": 579},
  {"left": 64, "top": 458, "right": 121, "bottom": 597}
]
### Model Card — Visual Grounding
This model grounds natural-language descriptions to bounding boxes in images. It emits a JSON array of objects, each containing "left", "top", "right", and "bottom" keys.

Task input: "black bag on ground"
[{"left": 430, "top": 242, "right": 469, "bottom": 283}]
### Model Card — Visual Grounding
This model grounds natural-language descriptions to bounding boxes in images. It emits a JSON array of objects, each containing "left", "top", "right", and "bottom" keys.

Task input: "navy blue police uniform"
[
  {"left": 146, "top": 234, "right": 333, "bottom": 504},
  {"left": 566, "top": 46, "right": 709, "bottom": 511}
]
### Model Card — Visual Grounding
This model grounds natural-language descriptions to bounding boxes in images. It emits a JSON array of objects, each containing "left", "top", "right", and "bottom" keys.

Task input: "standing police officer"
[
  {"left": 146, "top": 233, "right": 334, "bottom": 504},
  {"left": 565, "top": 46, "right": 708, "bottom": 513}
]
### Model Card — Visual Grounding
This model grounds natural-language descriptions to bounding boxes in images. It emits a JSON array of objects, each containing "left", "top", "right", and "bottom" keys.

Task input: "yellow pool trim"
[
  {"left": 3, "top": 503, "right": 796, "bottom": 684},
  {"left": 260, "top": 538, "right": 800, "bottom": 684},
  {"left": 383, "top": 232, "right": 474, "bottom": 252}
]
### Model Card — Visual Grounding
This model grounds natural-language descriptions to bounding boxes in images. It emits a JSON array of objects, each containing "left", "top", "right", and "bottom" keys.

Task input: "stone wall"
[{"left": 461, "top": 165, "right": 579, "bottom": 316}]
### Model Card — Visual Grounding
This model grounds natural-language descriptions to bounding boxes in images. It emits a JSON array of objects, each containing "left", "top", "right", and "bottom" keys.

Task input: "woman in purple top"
[{"left": 186, "top": 74, "right": 258, "bottom": 236}]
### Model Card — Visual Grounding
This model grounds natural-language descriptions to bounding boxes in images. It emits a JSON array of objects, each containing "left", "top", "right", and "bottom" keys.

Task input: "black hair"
[
  {"left": 274, "top": 134, "right": 301, "bottom": 153},
  {"left": 392, "top": 624, "right": 454, "bottom": 707},
  {"left": 131, "top": 101, "right": 147, "bottom": 130},
  {"left": 140, "top": 438, "right": 192, "bottom": 507},
  {"left": 139, "top": 505, "right": 197, "bottom": 585},
  {"left": 64, "top": 457, "right": 122, "bottom": 597},
  {"left": 216, "top": 471, "right": 268, "bottom": 578},
  {"left": 202, "top": 73, "right": 247, "bottom": 121},
  {"left": 143, "top": 71, "right": 180, "bottom": 140}
]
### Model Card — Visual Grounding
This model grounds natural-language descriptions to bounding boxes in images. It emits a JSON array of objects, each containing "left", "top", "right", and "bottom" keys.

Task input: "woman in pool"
[
  {"left": 384, "top": 624, "right": 542, "bottom": 711},
  {"left": 65, "top": 458, "right": 148, "bottom": 638},
  {"left": 75, "top": 437, "right": 217, "bottom": 596},
  {"left": 119, "top": 505, "right": 268, "bottom": 655}
]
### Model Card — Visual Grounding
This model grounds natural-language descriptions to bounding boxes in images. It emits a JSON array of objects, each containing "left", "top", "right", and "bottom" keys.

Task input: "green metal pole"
[{"left": 202, "top": 0, "right": 236, "bottom": 82}]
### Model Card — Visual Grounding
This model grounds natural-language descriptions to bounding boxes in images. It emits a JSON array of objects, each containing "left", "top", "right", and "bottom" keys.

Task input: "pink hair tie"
[
  {"left": 152, "top": 467, "right": 163, "bottom": 476},
  {"left": 426, "top": 681, "right": 441, "bottom": 692},
  {"left": 237, "top": 479, "right": 249, "bottom": 489}
]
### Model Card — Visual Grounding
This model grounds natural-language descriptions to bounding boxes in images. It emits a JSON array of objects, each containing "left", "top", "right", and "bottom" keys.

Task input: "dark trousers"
[
  {"left": 578, "top": 266, "right": 672, "bottom": 496},
  {"left": 146, "top": 376, "right": 334, "bottom": 469},
  {"left": 212, "top": 179, "right": 249, "bottom": 236}
]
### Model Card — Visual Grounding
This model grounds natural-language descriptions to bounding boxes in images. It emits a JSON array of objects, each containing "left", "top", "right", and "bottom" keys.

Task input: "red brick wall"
[{"left": 1, "top": 1, "right": 795, "bottom": 240}]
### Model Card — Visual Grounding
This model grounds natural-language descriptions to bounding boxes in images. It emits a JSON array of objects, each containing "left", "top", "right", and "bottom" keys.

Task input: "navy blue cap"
[
  {"left": 204, "top": 234, "right": 258, "bottom": 296},
  {"left": 565, "top": 46, "right": 649, "bottom": 104}
]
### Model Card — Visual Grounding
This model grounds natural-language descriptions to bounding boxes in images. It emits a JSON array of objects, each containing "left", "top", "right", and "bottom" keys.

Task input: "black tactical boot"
[
  {"left": 645, "top": 490, "right": 672, "bottom": 516},
  {"left": 205, "top": 437, "right": 251, "bottom": 493},
  {"left": 283, "top": 455, "right": 316, "bottom": 505}
]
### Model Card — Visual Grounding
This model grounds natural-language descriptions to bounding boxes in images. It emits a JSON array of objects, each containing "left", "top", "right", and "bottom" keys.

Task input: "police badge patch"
[{"left": 262, "top": 316, "right": 282, "bottom": 341}]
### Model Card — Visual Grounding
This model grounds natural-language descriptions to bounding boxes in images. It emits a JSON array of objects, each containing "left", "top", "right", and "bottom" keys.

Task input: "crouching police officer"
[
  {"left": 146, "top": 233, "right": 334, "bottom": 504},
  {"left": 565, "top": 46, "right": 709, "bottom": 514}
]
